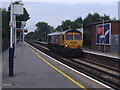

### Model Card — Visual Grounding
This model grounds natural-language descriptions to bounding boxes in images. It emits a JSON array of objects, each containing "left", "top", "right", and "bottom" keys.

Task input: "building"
[{"left": 91, "top": 20, "right": 120, "bottom": 55}]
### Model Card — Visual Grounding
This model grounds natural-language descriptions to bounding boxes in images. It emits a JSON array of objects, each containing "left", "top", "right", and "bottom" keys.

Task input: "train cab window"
[
  {"left": 66, "top": 34, "right": 73, "bottom": 40},
  {"left": 74, "top": 34, "right": 81, "bottom": 40},
  {"left": 48, "top": 36, "right": 51, "bottom": 42},
  {"left": 62, "top": 35, "right": 64, "bottom": 40}
]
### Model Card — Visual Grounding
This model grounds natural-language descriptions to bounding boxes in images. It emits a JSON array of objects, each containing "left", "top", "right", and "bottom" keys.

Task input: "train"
[{"left": 47, "top": 29, "right": 83, "bottom": 56}]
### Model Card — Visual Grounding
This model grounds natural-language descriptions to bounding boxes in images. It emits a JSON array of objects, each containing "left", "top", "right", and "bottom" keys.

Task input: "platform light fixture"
[
  {"left": 9, "top": 0, "right": 24, "bottom": 76},
  {"left": 13, "top": 1, "right": 23, "bottom": 15}
]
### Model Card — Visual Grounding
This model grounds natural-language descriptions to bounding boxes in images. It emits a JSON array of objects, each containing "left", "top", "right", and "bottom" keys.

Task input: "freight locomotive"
[{"left": 47, "top": 29, "right": 83, "bottom": 56}]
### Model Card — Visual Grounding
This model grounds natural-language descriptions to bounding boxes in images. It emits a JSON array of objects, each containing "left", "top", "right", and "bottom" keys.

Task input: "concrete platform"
[
  {"left": 83, "top": 48, "right": 119, "bottom": 59},
  {"left": 2, "top": 42, "right": 111, "bottom": 89},
  {"left": 34, "top": 41, "right": 120, "bottom": 59}
]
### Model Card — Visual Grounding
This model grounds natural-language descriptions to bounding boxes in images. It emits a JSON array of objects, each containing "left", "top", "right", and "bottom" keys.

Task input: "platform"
[
  {"left": 2, "top": 42, "right": 111, "bottom": 89},
  {"left": 83, "top": 48, "right": 119, "bottom": 59},
  {"left": 34, "top": 41, "right": 120, "bottom": 59},
  {"left": 0, "top": 53, "right": 2, "bottom": 90}
]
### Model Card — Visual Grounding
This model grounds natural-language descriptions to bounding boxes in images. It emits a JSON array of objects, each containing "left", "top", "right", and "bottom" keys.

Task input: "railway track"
[{"left": 27, "top": 41, "right": 120, "bottom": 89}]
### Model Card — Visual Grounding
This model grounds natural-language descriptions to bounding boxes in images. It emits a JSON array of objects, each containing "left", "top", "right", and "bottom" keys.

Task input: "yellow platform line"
[
  {"left": 98, "top": 68, "right": 114, "bottom": 74},
  {"left": 26, "top": 44, "right": 87, "bottom": 89}
]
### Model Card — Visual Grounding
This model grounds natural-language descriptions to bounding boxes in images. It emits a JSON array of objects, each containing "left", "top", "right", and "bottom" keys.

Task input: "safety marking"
[
  {"left": 26, "top": 44, "right": 87, "bottom": 89},
  {"left": 99, "top": 68, "right": 115, "bottom": 74}
]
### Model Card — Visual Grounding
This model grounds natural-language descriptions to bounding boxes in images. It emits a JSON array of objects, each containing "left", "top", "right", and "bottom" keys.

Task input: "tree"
[
  {"left": 61, "top": 20, "right": 73, "bottom": 30},
  {"left": 25, "top": 32, "right": 34, "bottom": 39},
  {"left": 101, "top": 14, "right": 110, "bottom": 20},
  {"left": 26, "top": 22, "right": 55, "bottom": 42},
  {"left": 35, "top": 22, "right": 54, "bottom": 41},
  {"left": 56, "top": 17, "right": 83, "bottom": 31},
  {"left": 2, "top": 8, "right": 9, "bottom": 39},
  {"left": 73, "top": 17, "right": 83, "bottom": 29},
  {"left": 0, "top": 8, "right": 2, "bottom": 40},
  {"left": 56, "top": 25, "right": 62, "bottom": 31},
  {"left": 1, "top": 8, "right": 10, "bottom": 51}
]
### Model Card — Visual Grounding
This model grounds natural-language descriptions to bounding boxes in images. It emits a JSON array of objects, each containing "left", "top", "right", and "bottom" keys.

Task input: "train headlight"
[{"left": 66, "top": 45, "right": 68, "bottom": 47}]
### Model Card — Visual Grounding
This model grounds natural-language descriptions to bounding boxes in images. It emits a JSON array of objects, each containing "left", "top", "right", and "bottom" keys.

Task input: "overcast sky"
[
  {"left": 1, "top": 0, "right": 120, "bottom": 32},
  {"left": 1, "top": 0, "right": 120, "bottom": 3}
]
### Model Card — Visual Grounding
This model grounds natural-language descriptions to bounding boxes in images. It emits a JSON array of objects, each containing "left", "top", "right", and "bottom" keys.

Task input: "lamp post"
[
  {"left": 21, "top": 21, "right": 26, "bottom": 56},
  {"left": 9, "top": 0, "right": 23, "bottom": 76},
  {"left": 9, "top": 0, "right": 14, "bottom": 76},
  {"left": 99, "top": 19, "right": 105, "bottom": 52}
]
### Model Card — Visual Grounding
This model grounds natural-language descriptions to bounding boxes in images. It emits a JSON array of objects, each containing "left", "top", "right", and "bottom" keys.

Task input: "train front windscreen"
[{"left": 66, "top": 33, "right": 81, "bottom": 40}]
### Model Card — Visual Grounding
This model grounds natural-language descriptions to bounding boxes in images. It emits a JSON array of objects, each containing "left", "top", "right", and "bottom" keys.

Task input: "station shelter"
[{"left": 91, "top": 20, "right": 120, "bottom": 55}]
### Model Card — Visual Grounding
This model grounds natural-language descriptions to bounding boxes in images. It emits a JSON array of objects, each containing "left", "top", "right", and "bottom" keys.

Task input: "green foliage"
[
  {"left": 56, "top": 25, "right": 62, "bottom": 31},
  {"left": 2, "top": 8, "right": 10, "bottom": 39},
  {"left": 26, "top": 22, "right": 54, "bottom": 41},
  {"left": 56, "top": 17, "right": 83, "bottom": 31},
  {"left": 101, "top": 14, "right": 110, "bottom": 20},
  {"left": 0, "top": 8, "right": 2, "bottom": 40},
  {"left": 73, "top": 17, "right": 83, "bottom": 29},
  {"left": 61, "top": 20, "right": 73, "bottom": 30},
  {"left": 25, "top": 31, "right": 35, "bottom": 40}
]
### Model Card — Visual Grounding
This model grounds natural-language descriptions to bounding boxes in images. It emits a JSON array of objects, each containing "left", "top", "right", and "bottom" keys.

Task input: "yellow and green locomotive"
[{"left": 47, "top": 29, "right": 83, "bottom": 56}]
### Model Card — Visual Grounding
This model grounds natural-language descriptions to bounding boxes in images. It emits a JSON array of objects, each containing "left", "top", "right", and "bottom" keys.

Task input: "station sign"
[
  {"left": 9, "top": 21, "right": 15, "bottom": 27},
  {"left": 96, "top": 23, "right": 111, "bottom": 45},
  {"left": 17, "top": 30, "right": 28, "bottom": 32}
]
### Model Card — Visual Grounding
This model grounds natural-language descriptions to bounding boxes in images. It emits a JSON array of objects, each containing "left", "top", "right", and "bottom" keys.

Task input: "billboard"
[{"left": 96, "top": 23, "right": 111, "bottom": 45}]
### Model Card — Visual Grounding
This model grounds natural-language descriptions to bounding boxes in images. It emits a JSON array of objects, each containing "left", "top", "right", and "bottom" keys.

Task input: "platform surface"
[
  {"left": 2, "top": 42, "right": 110, "bottom": 89},
  {"left": 83, "top": 48, "right": 120, "bottom": 59},
  {"left": 0, "top": 53, "right": 2, "bottom": 90}
]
